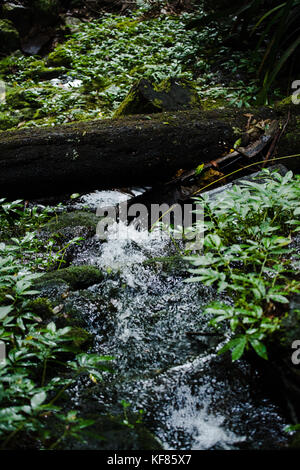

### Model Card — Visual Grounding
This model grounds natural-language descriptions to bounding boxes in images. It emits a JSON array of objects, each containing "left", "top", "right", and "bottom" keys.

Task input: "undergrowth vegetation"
[
  {"left": 0, "top": 200, "right": 113, "bottom": 449},
  {"left": 186, "top": 169, "right": 300, "bottom": 361},
  {"left": 0, "top": 6, "right": 268, "bottom": 131}
]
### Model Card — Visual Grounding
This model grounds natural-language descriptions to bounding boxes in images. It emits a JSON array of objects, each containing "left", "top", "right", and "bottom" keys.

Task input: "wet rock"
[
  {"left": 21, "top": 33, "right": 53, "bottom": 55},
  {"left": 280, "top": 295, "right": 300, "bottom": 350},
  {"left": 64, "top": 326, "right": 94, "bottom": 349},
  {"left": 113, "top": 78, "right": 201, "bottom": 117},
  {"left": 28, "top": 297, "right": 54, "bottom": 320},
  {"left": 0, "top": 19, "right": 20, "bottom": 53},
  {"left": 35, "top": 265, "right": 104, "bottom": 290},
  {"left": 45, "top": 211, "right": 100, "bottom": 235},
  {"left": 67, "top": 413, "right": 163, "bottom": 450}
]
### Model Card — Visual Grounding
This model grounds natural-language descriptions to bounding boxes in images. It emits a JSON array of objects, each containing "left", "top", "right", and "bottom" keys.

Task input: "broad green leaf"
[
  {"left": 231, "top": 336, "right": 247, "bottom": 361},
  {"left": 31, "top": 391, "right": 47, "bottom": 410},
  {"left": 249, "top": 339, "right": 268, "bottom": 360},
  {"left": 0, "top": 305, "right": 14, "bottom": 320}
]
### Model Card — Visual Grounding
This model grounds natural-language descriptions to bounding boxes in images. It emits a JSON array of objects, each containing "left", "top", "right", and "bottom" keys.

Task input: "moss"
[
  {"left": 6, "top": 86, "right": 53, "bottom": 109},
  {"left": 46, "top": 211, "right": 99, "bottom": 233},
  {"left": 27, "top": 297, "right": 53, "bottom": 320},
  {"left": 0, "top": 111, "right": 20, "bottom": 130},
  {"left": 65, "top": 326, "right": 93, "bottom": 348},
  {"left": 153, "top": 79, "right": 172, "bottom": 93},
  {"left": 0, "top": 20, "right": 19, "bottom": 53},
  {"left": 113, "top": 87, "right": 145, "bottom": 118},
  {"left": 47, "top": 46, "right": 72, "bottom": 67},
  {"left": 114, "top": 78, "right": 201, "bottom": 118},
  {"left": 35, "top": 265, "right": 104, "bottom": 290},
  {"left": 24, "top": 61, "right": 66, "bottom": 80},
  {"left": 201, "top": 97, "right": 227, "bottom": 111},
  {"left": 276, "top": 95, "right": 293, "bottom": 107},
  {"left": 114, "top": 19, "right": 138, "bottom": 31}
]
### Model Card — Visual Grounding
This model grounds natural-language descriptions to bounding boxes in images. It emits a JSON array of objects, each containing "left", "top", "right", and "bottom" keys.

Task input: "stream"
[{"left": 36, "top": 186, "right": 291, "bottom": 450}]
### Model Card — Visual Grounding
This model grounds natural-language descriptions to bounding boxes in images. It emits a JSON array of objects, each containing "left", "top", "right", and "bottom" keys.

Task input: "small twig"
[{"left": 262, "top": 112, "right": 290, "bottom": 168}]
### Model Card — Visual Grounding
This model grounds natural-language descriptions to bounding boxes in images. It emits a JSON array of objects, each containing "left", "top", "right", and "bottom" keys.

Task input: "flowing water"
[{"left": 38, "top": 188, "right": 291, "bottom": 450}]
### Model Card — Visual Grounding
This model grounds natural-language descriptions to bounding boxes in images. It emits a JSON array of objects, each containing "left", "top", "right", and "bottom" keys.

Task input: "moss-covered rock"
[
  {"left": 24, "top": 61, "right": 66, "bottom": 80},
  {"left": 47, "top": 46, "right": 72, "bottom": 67},
  {"left": 65, "top": 326, "right": 93, "bottom": 348},
  {"left": 35, "top": 265, "right": 104, "bottom": 290},
  {"left": 2, "top": 3, "right": 32, "bottom": 35},
  {"left": 201, "top": 97, "right": 228, "bottom": 110},
  {"left": 27, "top": 297, "right": 53, "bottom": 320},
  {"left": 114, "top": 77, "right": 201, "bottom": 117},
  {"left": 0, "top": 19, "right": 20, "bottom": 53},
  {"left": 45, "top": 211, "right": 99, "bottom": 234}
]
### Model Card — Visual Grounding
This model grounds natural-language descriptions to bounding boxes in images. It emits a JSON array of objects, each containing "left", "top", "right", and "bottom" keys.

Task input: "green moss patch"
[{"left": 35, "top": 265, "right": 104, "bottom": 290}]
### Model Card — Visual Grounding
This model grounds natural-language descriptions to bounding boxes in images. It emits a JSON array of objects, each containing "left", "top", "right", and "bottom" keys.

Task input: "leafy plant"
[
  {"left": 186, "top": 169, "right": 300, "bottom": 361},
  {"left": 0, "top": 198, "right": 113, "bottom": 449},
  {"left": 253, "top": 0, "right": 300, "bottom": 104}
]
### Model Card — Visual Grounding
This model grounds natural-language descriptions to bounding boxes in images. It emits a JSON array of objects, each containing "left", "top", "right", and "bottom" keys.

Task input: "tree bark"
[{"left": 0, "top": 106, "right": 298, "bottom": 198}]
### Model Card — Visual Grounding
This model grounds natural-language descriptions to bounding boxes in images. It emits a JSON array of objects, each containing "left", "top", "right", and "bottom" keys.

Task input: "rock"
[
  {"left": 27, "top": 297, "right": 54, "bottom": 320},
  {"left": 35, "top": 265, "right": 104, "bottom": 290},
  {"left": 64, "top": 16, "right": 84, "bottom": 33},
  {"left": 47, "top": 45, "right": 72, "bottom": 67},
  {"left": 113, "top": 77, "right": 201, "bottom": 117},
  {"left": 45, "top": 211, "right": 100, "bottom": 234},
  {"left": 0, "top": 19, "right": 19, "bottom": 53},
  {"left": 280, "top": 294, "right": 300, "bottom": 350},
  {"left": 66, "top": 413, "right": 162, "bottom": 450},
  {"left": 21, "top": 33, "right": 52, "bottom": 55},
  {"left": 2, "top": 2, "right": 32, "bottom": 35},
  {"left": 64, "top": 326, "right": 94, "bottom": 348}
]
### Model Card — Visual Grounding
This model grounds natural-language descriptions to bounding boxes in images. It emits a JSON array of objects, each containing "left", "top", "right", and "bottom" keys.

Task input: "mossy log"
[{"left": 0, "top": 106, "right": 299, "bottom": 198}]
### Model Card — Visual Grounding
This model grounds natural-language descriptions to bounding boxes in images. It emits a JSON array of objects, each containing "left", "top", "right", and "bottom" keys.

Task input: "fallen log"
[{"left": 0, "top": 105, "right": 299, "bottom": 198}]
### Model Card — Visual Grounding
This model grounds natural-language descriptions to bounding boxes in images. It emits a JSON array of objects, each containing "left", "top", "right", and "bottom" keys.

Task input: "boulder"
[
  {"left": 113, "top": 77, "right": 201, "bottom": 117},
  {"left": 2, "top": 2, "right": 32, "bottom": 35},
  {"left": 0, "top": 19, "right": 19, "bottom": 53}
]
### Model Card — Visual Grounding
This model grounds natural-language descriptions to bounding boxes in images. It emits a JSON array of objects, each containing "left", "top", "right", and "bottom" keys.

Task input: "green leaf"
[
  {"left": 195, "top": 164, "right": 204, "bottom": 176},
  {"left": 0, "top": 305, "right": 14, "bottom": 320},
  {"left": 31, "top": 391, "right": 47, "bottom": 410},
  {"left": 269, "top": 294, "right": 289, "bottom": 304},
  {"left": 231, "top": 336, "right": 247, "bottom": 361},
  {"left": 249, "top": 339, "right": 268, "bottom": 360}
]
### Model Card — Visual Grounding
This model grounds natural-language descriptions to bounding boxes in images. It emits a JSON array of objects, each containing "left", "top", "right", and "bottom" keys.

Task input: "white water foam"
[
  {"left": 76, "top": 190, "right": 132, "bottom": 210},
  {"left": 96, "top": 221, "right": 171, "bottom": 273},
  {"left": 162, "top": 385, "right": 245, "bottom": 450}
]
